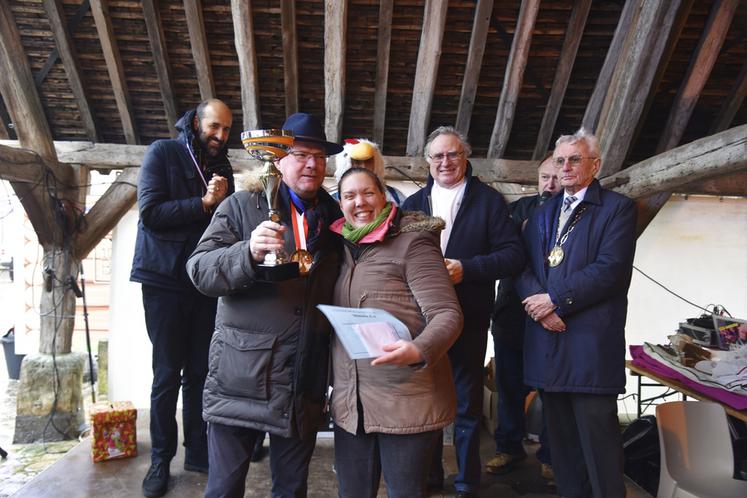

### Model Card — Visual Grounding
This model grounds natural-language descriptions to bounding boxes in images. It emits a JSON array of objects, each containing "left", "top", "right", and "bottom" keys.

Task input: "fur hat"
[{"left": 334, "top": 138, "right": 385, "bottom": 183}]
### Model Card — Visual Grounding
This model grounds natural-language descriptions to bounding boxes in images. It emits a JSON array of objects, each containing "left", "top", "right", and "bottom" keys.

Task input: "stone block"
[{"left": 14, "top": 352, "right": 86, "bottom": 443}]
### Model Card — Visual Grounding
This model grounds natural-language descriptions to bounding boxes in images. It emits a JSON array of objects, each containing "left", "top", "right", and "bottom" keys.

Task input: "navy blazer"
[
  {"left": 402, "top": 164, "right": 525, "bottom": 332},
  {"left": 516, "top": 179, "right": 636, "bottom": 394}
]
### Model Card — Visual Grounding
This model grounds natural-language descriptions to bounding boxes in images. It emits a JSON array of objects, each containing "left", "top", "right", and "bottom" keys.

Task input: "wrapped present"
[{"left": 91, "top": 401, "right": 137, "bottom": 463}]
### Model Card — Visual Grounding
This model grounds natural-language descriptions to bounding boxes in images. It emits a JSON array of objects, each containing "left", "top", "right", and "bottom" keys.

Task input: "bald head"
[
  {"left": 538, "top": 154, "right": 560, "bottom": 196},
  {"left": 193, "top": 99, "right": 232, "bottom": 157}
]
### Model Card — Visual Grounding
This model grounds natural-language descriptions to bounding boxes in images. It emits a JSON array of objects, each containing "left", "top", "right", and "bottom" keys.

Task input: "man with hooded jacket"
[{"left": 130, "top": 99, "right": 234, "bottom": 498}]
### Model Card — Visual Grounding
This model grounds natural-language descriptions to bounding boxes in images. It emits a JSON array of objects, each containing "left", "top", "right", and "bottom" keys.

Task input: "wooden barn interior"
[{"left": 0, "top": 0, "right": 746, "bottom": 496}]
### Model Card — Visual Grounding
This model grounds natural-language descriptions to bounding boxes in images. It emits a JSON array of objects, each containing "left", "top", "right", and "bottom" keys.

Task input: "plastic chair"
[{"left": 656, "top": 400, "right": 747, "bottom": 498}]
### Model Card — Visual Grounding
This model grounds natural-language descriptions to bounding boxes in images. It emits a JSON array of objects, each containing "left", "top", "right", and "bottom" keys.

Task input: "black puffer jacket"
[{"left": 187, "top": 179, "right": 341, "bottom": 437}]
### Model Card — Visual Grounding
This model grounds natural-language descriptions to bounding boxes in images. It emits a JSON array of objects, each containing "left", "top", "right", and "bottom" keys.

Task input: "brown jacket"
[{"left": 330, "top": 212, "right": 463, "bottom": 435}]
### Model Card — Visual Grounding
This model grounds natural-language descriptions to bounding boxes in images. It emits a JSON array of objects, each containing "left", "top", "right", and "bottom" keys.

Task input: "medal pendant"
[
  {"left": 290, "top": 249, "right": 313, "bottom": 276},
  {"left": 547, "top": 246, "right": 564, "bottom": 267}
]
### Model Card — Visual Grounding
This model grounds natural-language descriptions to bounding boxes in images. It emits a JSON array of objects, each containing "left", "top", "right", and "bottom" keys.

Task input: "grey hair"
[
  {"left": 555, "top": 127, "right": 600, "bottom": 157},
  {"left": 423, "top": 126, "right": 472, "bottom": 159}
]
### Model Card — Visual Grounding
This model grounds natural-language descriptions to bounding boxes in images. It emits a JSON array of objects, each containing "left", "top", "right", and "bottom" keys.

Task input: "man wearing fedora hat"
[{"left": 187, "top": 112, "right": 343, "bottom": 498}]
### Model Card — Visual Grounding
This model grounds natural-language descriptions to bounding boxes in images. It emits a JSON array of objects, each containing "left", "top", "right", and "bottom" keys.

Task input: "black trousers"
[
  {"left": 541, "top": 391, "right": 626, "bottom": 498},
  {"left": 205, "top": 422, "right": 317, "bottom": 498},
  {"left": 141, "top": 284, "right": 216, "bottom": 467}
]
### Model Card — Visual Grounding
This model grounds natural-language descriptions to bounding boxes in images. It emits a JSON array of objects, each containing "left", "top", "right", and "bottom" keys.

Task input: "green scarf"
[{"left": 341, "top": 202, "right": 393, "bottom": 244}]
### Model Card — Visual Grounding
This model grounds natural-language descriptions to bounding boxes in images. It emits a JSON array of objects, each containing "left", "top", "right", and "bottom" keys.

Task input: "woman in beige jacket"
[{"left": 329, "top": 168, "right": 463, "bottom": 498}]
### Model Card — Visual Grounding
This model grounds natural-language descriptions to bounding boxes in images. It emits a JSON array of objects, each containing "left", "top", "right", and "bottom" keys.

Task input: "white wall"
[
  {"left": 107, "top": 193, "right": 747, "bottom": 413},
  {"left": 109, "top": 208, "right": 152, "bottom": 407}
]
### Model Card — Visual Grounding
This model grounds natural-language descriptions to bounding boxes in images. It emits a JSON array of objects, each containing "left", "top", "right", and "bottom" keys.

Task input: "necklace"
[{"left": 547, "top": 204, "right": 587, "bottom": 267}]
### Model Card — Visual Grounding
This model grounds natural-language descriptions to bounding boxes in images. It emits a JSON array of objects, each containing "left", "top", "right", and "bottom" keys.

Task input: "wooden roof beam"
[
  {"left": 90, "top": 0, "right": 139, "bottom": 145},
  {"left": 406, "top": 0, "right": 449, "bottom": 156},
  {"left": 582, "top": 0, "right": 637, "bottom": 132},
  {"left": 183, "top": 0, "right": 215, "bottom": 100},
  {"left": 74, "top": 167, "right": 138, "bottom": 259},
  {"left": 710, "top": 60, "right": 747, "bottom": 134},
  {"left": 43, "top": 0, "right": 98, "bottom": 142},
  {"left": 0, "top": 140, "right": 540, "bottom": 185},
  {"left": 596, "top": 0, "right": 690, "bottom": 177},
  {"left": 487, "top": 0, "right": 540, "bottom": 159},
  {"left": 372, "top": 0, "right": 393, "bottom": 146},
  {"left": 281, "top": 0, "right": 298, "bottom": 116},
  {"left": 656, "top": 0, "right": 737, "bottom": 153},
  {"left": 324, "top": 0, "right": 347, "bottom": 144},
  {"left": 230, "top": 0, "right": 261, "bottom": 130},
  {"left": 637, "top": 0, "right": 738, "bottom": 237},
  {"left": 455, "top": 0, "right": 493, "bottom": 136},
  {"left": 602, "top": 123, "right": 747, "bottom": 200},
  {"left": 532, "top": 0, "right": 592, "bottom": 160},
  {"left": 142, "top": 0, "right": 179, "bottom": 135}
]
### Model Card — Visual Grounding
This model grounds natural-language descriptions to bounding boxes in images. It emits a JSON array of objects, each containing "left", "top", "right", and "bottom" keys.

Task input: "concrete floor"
[{"left": 10, "top": 409, "right": 651, "bottom": 498}]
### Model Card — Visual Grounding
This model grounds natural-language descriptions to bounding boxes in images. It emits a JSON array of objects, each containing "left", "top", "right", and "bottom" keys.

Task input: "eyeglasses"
[
  {"left": 552, "top": 155, "right": 597, "bottom": 167},
  {"left": 289, "top": 151, "right": 327, "bottom": 163},
  {"left": 428, "top": 150, "right": 464, "bottom": 163}
]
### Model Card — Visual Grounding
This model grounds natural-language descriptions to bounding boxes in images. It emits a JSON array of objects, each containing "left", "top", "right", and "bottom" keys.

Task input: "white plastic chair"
[{"left": 656, "top": 400, "right": 747, "bottom": 498}]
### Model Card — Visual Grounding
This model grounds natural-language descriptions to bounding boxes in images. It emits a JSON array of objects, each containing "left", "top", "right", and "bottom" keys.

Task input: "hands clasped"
[
  {"left": 249, "top": 221, "right": 286, "bottom": 263},
  {"left": 522, "top": 293, "right": 566, "bottom": 332}
]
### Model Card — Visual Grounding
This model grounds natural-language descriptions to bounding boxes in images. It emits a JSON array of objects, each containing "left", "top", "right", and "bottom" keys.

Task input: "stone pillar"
[{"left": 14, "top": 352, "right": 86, "bottom": 443}]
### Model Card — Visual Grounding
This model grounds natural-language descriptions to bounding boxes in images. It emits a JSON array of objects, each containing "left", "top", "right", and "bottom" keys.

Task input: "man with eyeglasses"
[
  {"left": 517, "top": 128, "right": 636, "bottom": 498},
  {"left": 403, "top": 126, "right": 525, "bottom": 498},
  {"left": 187, "top": 113, "right": 343, "bottom": 498}
]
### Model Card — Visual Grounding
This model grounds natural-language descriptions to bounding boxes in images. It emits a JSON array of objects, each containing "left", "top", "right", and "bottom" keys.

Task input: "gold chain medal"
[
  {"left": 547, "top": 246, "right": 564, "bottom": 267},
  {"left": 290, "top": 202, "right": 312, "bottom": 276}
]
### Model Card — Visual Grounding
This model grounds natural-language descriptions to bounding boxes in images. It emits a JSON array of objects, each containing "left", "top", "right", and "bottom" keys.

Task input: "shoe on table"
[
  {"left": 142, "top": 461, "right": 170, "bottom": 498},
  {"left": 541, "top": 463, "right": 554, "bottom": 480},
  {"left": 485, "top": 452, "right": 526, "bottom": 475}
]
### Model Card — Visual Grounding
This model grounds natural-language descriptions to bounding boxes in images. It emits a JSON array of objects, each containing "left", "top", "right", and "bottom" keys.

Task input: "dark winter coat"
[
  {"left": 186, "top": 178, "right": 341, "bottom": 438},
  {"left": 402, "top": 164, "right": 525, "bottom": 332},
  {"left": 130, "top": 109, "right": 235, "bottom": 291},
  {"left": 516, "top": 179, "right": 636, "bottom": 394}
]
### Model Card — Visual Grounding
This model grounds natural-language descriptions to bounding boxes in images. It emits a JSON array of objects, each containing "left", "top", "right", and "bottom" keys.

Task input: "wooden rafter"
[
  {"left": 324, "top": 0, "right": 347, "bottom": 144},
  {"left": 406, "top": 0, "right": 449, "bottom": 156},
  {"left": 372, "top": 0, "right": 393, "bottom": 146},
  {"left": 637, "top": 0, "right": 739, "bottom": 237},
  {"left": 532, "top": 0, "right": 592, "bottom": 160},
  {"left": 43, "top": 0, "right": 98, "bottom": 142},
  {"left": 183, "top": 0, "right": 215, "bottom": 101},
  {"left": 281, "top": 0, "right": 298, "bottom": 116},
  {"left": 142, "top": 0, "right": 179, "bottom": 135},
  {"left": 230, "top": 0, "right": 261, "bottom": 131},
  {"left": 455, "top": 0, "right": 493, "bottom": 136},
  {"left": 74, "top": 167, "right": 138, "bottom": 259},
  {"left": 0, "top": 140, "right": 540, "bottom": 185},
  {"left": 710, "top": 60, "right": 747, "bottom": 134},
  {"left": 35, "top": 0, "right": 91, "bottom": 88},
  {"left": 487, "top": 0, "right": 540, "bottom": 159},
  {"left": 656, "top": 0, "right": 738, "bottom": 153},
  {"left": 596, "top": 0, "right": 689, "bottom": 177},
  {"left": 582, "top": 0, "right": 637, "bottom": 132},
  {"left": 602, "top": 124, "right": 747, "bottom": 200},
  {"left": 90, "top": 0, "right": 139, "bottom": 145}
]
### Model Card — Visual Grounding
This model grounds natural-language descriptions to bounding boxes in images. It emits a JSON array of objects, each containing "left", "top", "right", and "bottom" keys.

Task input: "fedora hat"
[{"left": 282, "top": 113, "right": 343, "bottom": 156}]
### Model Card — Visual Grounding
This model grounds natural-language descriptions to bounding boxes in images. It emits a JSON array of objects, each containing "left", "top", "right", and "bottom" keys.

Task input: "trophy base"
[{"left": 256, "top": 261, "right": 300, "bottom": 281}]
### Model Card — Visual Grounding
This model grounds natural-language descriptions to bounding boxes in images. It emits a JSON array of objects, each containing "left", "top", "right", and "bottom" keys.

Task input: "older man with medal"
[
  {"left": 516, "top": 128, "right": 637, "bottom": 498},
  {"left": 187, "top": 113, "right": 343, "bottom": 498}
]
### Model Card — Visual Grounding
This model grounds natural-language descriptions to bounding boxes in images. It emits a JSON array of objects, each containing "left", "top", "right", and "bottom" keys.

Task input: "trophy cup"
[{"left": 241, "top": 129, "right": 300, "bottom": 281}]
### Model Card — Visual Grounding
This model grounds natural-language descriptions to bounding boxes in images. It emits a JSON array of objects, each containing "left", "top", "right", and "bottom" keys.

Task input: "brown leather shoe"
[{"left": 485, "top": 452, "right": 526, "bottom": 475}]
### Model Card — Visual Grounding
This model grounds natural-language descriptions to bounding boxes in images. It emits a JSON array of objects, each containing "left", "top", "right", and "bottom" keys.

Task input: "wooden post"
[
  {"left": 231, "top": 0, "right": 261, "bottom": 131},
  {"left": 324, "top": 0, "right": 347, "bottom": 143}
]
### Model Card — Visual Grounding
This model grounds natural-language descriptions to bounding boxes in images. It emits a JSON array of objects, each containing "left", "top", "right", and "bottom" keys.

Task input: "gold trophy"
[{"left": 241, "top": 129, "right": 301, "bottom": 280}]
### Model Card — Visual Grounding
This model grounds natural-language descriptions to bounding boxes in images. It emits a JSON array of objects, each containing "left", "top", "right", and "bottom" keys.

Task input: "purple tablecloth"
[{"left": 630, "top": 344, "right": 747, "bottom": 411}]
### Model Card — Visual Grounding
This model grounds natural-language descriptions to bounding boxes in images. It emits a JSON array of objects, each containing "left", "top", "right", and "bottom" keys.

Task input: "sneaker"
[
  {"left": 541, "top": 463, "right": 554, "bottom": 480},
  {"left": 485, "top": 452, "right": 526, "bottom": 475},
  {"left": 142, "top": 461, "right": 170, "bottom": 498}
]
